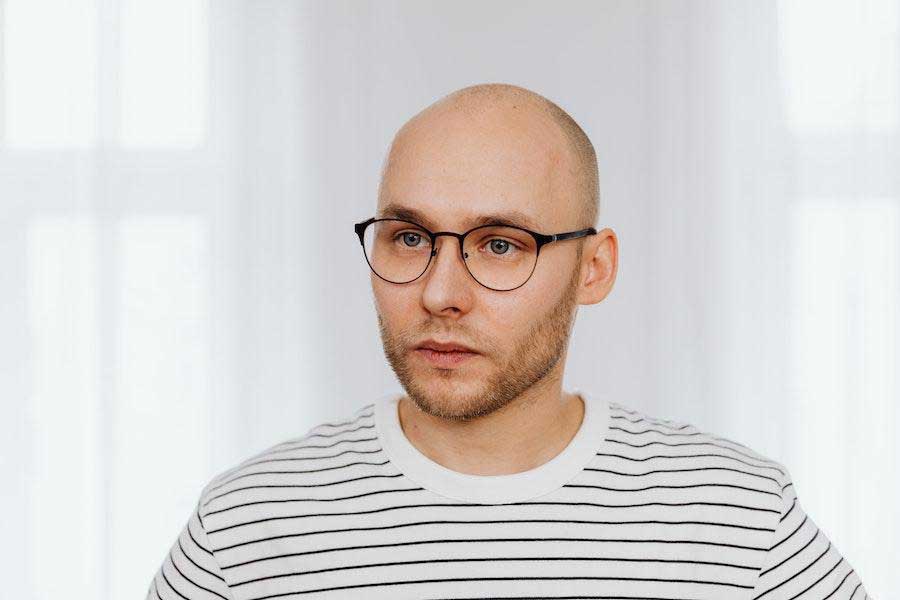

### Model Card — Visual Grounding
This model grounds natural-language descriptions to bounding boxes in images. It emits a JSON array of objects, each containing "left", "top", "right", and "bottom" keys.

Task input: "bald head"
[{"left": 379, "top": 83, "right": 600, "bottom": 232}]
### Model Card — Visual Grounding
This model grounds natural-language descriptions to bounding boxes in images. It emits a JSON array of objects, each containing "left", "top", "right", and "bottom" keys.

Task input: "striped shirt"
[{"left": 146, "top": 389, "right": 870, "bottom": 599}]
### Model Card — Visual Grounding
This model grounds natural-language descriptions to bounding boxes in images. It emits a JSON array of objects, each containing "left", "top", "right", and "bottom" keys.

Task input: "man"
[{"left": 146, "top": 83, "right": 869, "bottom": 599}]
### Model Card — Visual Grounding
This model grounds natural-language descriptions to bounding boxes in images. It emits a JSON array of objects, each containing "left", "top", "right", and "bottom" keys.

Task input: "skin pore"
[{"left": 372, "top": 83, "right": 618, "bottom": 476}]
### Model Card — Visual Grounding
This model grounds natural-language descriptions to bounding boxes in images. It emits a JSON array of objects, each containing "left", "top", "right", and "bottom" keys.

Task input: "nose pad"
[{"left": 428, "top": 235, "right": 468, "bottom": 275}]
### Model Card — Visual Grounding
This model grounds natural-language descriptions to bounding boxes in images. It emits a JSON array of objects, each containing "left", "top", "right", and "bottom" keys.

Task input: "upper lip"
[{"left": 416, "top": 339, "right": 479, "bottom": 353}]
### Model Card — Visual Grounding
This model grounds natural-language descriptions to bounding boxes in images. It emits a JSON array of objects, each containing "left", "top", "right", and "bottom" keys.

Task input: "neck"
[{"left": 397, "top": 386, "right": 585, "bottom": 476}]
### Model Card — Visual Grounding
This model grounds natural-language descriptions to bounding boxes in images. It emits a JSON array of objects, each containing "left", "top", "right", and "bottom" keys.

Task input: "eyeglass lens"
[{"left": 362, "top": 219, "right": 538, "bottom": 290}]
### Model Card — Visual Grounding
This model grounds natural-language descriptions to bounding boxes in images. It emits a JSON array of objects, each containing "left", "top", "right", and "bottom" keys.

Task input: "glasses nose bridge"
[
  {"left": 429, "top": 230, "right": 467, "bottom": 259},
  {"left": 424, "top": 230, "right": 473, "bottom": 284}
]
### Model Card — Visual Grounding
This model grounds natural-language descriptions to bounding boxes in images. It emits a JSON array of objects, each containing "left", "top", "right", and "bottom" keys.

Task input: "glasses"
[{"left": 354, "top": 217, "right": 597, "bottom": 291}]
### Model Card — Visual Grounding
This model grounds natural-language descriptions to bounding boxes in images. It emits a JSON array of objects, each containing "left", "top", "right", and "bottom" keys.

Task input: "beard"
[{"left": 376, "top": 256, "right": 582, "bottom": 422}]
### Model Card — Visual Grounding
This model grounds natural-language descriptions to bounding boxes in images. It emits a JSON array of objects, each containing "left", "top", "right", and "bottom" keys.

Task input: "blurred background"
[{"left": 0, "top": 0, "right": 896, "bottom": 597}]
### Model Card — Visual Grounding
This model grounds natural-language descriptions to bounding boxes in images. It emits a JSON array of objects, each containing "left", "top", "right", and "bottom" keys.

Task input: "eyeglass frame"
[{"left": 354, "top": 216, "right": 598, "bottom": 291}]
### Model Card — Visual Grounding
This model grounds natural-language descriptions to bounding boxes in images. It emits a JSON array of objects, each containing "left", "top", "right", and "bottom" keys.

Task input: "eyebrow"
[{"left": 377, "top": 203, "right": 540, "bottom": 231}]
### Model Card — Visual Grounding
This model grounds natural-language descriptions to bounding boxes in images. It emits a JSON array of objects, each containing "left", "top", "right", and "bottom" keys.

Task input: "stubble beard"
[{"left": 377, "top": 260, "right": 582, "bottom": 422}]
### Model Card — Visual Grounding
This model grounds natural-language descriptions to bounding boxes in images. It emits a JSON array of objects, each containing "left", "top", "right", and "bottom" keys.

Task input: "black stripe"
[
  {"left": 261, "top": 434, "right": 379, "bottom": 454},
  {"left": 610, "top": 425, "right": 715, "bottom": 438},
  {"left": 755, "top": 539, "right": 831, "bottom": 599},
  {"left": 761, "top": 528, "right": 820, "bottom": 577},
  {"left": 584, "top": 465, "right": 778, "bottom": 485},
  {"left": 206, "top": 499, "right": 778, "bottom": 536},
  {"left": 306, "top": 407, "right": 375, "bottom": 430},
  {"left": 563, "top": 481, "right": 780, "bottom": 498},
  {"left": 160, "top": 559, "right": 190, "bottom": 600},
  {"left": 178, "top": 537, "right": 225, "bottom": 583},
  {"left": 770, "top": 515, "right": 808, "bottom": 553},
  {"left": 595, "top": 451, "right": 783, "bottom": 476},
  {"left": 218, "top": 535, "right": 770, "bottom": 569},
  {"left": 186, "top": 519, "right": 215, "bottom": 557},
  {"left": 278, "top": 422, "right": 376, "bottom": 444},
  {"left": 247, "top": 574, "right": 754, "bottom": 600},
  {"left": 232, "top": 554, "right": 763, "bottom": 588},
  {"left": 205, "top": 460, "right": 392, "bottom": 495},
  {"left": 203, "top": 485, "right": 426, "bottom": 517},
  {"left": 430, "top": 596, "right": 701, "bottom": 600},
  {"left": 780, "top": 496, "right": 798, "bottom": 524},
  {"left": 209, "top": 462, "right": 780, "bottom": 508},
  {"left": 205, "top": 472, "right": 406, "bottom": 505},
  {"left": 823, "top": 568, "right": 856, "bottom": 599},
  {"left": 205, "top": 494, "right": 779, "bottom": 522},
  {"left": 605, "top": 438, "right": 780, "bottom": 469},
  {"left": 169, "top": 548, "right": 230, "bottom": 600},
  {"left": 205, "top": 448, "right": 385, "bottom": 483},
  {"left": 208, "top": 478, "right": 779, "bottom": 511},
  {"left": 610, "top": 413, "right": 693, "bottom": 430},
  {"left": 793, "top": 558, "right": 845, "bottom": 599},
  {"left": 212, "top": 516, "right": 775, "bottom": 552}
]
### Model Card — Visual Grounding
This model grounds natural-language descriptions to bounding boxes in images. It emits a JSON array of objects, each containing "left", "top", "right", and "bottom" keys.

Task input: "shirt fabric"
[{"left": 146, "top": 389, "right": 870, "bottom": 599}]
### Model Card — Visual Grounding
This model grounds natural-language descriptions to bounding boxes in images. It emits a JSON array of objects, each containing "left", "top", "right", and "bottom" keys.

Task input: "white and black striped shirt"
[{"left": 146, "top": 389, "right": 870, "bottom": 599}]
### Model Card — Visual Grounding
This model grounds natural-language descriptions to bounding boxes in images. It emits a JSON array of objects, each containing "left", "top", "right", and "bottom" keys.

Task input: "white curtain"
[{"left": 1, "top": 1, "right": 895, "bottom": 598}]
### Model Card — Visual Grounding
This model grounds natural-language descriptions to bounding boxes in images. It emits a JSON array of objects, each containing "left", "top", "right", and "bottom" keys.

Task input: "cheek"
[
  {"left": 371, "top": 276, "right": 394, "bottom": 309},
  {"left": 483, "top": 297, "right": 538, "bottom": 336},
  {"left": 372, "top": 281, "right": 414, "bottom": 323}
]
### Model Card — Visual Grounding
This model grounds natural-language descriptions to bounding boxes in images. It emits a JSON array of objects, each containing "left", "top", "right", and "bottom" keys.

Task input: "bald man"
[{"left": 147, "top": 84, "right": 869, "bottom": 599}]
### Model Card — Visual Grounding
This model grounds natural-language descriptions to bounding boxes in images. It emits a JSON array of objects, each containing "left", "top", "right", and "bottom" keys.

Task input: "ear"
[{"left": 576, "top": 228, "right": 618, "bottom": 305}]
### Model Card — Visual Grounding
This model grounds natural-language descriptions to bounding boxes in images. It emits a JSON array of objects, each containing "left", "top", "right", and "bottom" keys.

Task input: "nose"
[{"left": 424, "top": 234, "right": 470, "bottom": 283}]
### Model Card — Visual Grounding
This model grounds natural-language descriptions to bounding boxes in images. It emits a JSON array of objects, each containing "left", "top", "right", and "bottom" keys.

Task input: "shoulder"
[
  {"left": 196, "top": 402, "right": 379, "bottom": 515},
  {"left": 604, "top": 400, "right": 791, "bottom": 500}
]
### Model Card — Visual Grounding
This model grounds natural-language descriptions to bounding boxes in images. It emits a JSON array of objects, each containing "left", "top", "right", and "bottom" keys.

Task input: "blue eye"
[
  {"left": 489, "top": 239, "right": 511, "bottom": 254},
  {"left": 482, "top": 237, "right": 522, "bottom": 258},
  {"left": 394, "top": 231, "right": 427, "bottom": 248}
]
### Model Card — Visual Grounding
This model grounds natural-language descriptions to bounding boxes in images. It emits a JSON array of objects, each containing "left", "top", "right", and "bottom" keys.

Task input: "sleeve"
[
  {"left": 749, "top": 464, "right": 871, "bottom": 599},
  {"left": 144, "top": 492, "right": 236, "bottom": 600}
]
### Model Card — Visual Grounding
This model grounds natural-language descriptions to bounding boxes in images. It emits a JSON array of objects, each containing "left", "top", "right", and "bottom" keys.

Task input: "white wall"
[{"left": 0, "top": 0, "right": 895, "bottom": 597}]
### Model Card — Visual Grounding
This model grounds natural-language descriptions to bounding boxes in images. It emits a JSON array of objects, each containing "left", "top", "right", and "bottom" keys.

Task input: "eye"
[
  {"left": 395, "top": 231, "right": 425, "bottom": 247},
  {"left": 484, "top": 238, "right": 521, "bottom": 256}
]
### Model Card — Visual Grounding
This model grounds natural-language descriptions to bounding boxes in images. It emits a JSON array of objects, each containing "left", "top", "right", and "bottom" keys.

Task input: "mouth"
[
  {"left": 414, "top": 347, "right": 479, "bottom": 368},
  {"left": 415, "top": 338, "right": 479, "bottom": 353}
]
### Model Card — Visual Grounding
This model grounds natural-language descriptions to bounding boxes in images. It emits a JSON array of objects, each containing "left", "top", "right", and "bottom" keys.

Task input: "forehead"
[{"left": 377, "top": 107, "right": 576, "bottom": 232}]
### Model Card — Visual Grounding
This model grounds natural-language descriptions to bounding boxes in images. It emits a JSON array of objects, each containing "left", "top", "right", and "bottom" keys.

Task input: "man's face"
[{"left": 373, "top": 102, "right": 585, "bottom": 422}]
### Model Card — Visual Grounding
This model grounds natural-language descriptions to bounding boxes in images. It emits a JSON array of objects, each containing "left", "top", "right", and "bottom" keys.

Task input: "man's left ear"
[{"left": 577, "top": 228, "right": 618, "bottom": 305}]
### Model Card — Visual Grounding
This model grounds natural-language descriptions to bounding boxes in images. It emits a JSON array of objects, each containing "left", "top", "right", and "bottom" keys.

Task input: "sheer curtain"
[{"left": 1, "top": 1, "right": 894, "bottom": 598}]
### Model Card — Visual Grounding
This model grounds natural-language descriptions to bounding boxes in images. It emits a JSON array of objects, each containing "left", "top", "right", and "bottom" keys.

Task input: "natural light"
[
  {"left": 789, "top": 198, "right": 898, "bottom": 584},
  {"left": 778, "top": 0, "right": 898, "bottom": 133},
  {"left": 3, "top": 0, "right": 207, "bottom": 149}
]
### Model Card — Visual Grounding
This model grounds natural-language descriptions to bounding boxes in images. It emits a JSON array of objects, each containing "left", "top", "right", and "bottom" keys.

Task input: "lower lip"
[{"left": 415, "top": 348, "right": 478, "bottom": 367}]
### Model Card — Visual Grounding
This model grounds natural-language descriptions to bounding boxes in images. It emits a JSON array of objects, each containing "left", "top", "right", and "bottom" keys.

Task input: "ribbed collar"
[{"left": 374, "top": 388, "right": 609, "bottom": 504}]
